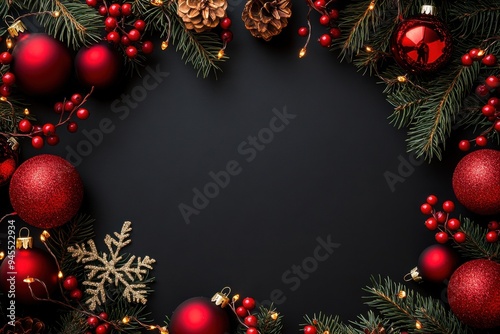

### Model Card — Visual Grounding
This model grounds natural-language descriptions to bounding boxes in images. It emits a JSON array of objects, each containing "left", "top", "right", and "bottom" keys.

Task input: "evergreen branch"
[
  {"left": 301, "top": 313, "right": 351, "bottom": 334},
  {"left": 450, "top": 0, "right": 500, "bottom": 39},
  {"left": 453, "top": 216, "right": 500, "bottom": 262},
  {"left": 55, "top": 311, "right": 88, "bottom": 334},
  {"left": 0, "top": 0, "right": 12, "bottom": 18},
  {"left": 17, "top": 0, "right": 102, "bottom": 49},
  {"left": 347, "top": 311, "right": 398, "bottom": 334}
]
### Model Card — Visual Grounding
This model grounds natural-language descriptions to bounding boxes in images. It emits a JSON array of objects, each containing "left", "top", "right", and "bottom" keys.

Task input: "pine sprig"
[
  {"left": 55, "top": 311, "right": 88, "bottom": 334},
  {"left": 347, "top": 311, "right": 398, "bottom": 334},
  {"left": 453, "top": 216, "right": 500, "bottom": 261},
  {"left": 301, "top": 313, "right": 351, "bottom": 334},
  {"left": 449, "top": 0, "right": 500, "bottom": 39}
]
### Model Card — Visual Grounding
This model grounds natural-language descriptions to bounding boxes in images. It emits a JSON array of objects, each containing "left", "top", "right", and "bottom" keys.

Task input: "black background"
[{"left": 0, "top": 1, "right": 477, "bottom": 332}]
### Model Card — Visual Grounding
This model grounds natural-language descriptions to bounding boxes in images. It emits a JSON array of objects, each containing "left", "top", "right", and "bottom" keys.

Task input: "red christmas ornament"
[
  {"left": 0, "top": 136, "right": 18, "bottom": 186},
  {"left": 169, "top": 297, "right": 229, "bottom": 334},
  {"left": 391, "top": 5, "right": 452, "bottom": 74},
  {"left": 9, "top": 154, "right": 84, "bottom": 229},
  {"left": 11, "top": 33, "right": 72, "bottom": 95},
  {"left": 452, "top": 149, "right": 500, "bottom": 215},
  {"left": 448, "top": 259, "right": 500, "bottom": 328},
  {"left": 417, "top": 245, "right": 458, "bottom": 282},
  {"left": 75, "top": 44, "right": 121, "bottom": 88},
  {"left": 0, "top": 229, "right": 58, "bottom": 304}
]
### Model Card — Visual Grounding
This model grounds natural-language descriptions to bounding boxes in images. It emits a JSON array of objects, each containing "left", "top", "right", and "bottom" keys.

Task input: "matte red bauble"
[
  {"left": 75, "top": 44, "right": 121, "bottom": 88},
  {"left": 391, "top": 6, "right": 452, "bottom": 74},
  {"left": 417, "top": 244, "right": 458, "bottom": 283},
  {"left": 9, "top": 154, "right": 83, "bottom": 229},
  {"left": 11, "top": 33, "right": 72, "bottom": 95},
  {"left": 0, "top": 136, "right": 18, "bottom": 186},
  {"left": 452, "top": 149, "right": 500, "bottom": 215},
  {"left": 448, "top": 259, "right": 500, "bottom": 328},
  {"left": 0, "top": 233, "right": 58, "bottom": 304},
  {"left": 169, "top": 297, "right": 229, "bottom": 334}
]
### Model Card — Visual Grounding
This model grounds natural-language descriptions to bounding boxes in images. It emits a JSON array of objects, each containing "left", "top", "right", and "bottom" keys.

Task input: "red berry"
[
  {"left": 482, "top": 54, "right": 497, "bottom": 66},
  {"left": 63, "top": 275, "right": 78, "bottom": 290},
  {"left": 46, "top": 134, "right": 60, "bottom": 146},
  {"left": 461, "top": 54, "right": 473, "bottom": 66},
  {"left": 98, "top": 5, "right": 107, "bottom": 15},
  {"left": 67, "top": 122, "right": 78, "bottom": 133},
  {"left": 31, "top": 136, "right": 44, "bottom": 149},
  {"left": 54, "top": 101, "right": 64, "bottom": 114},
  {"left": 221, "top": 30, "right": 233, "bottom": 43},
  {"left": 121, "top": 35, "right": 131, "bottom": 46},
  {"left": 485, "top": 75, "right": 500, "bottom": 88},
  {"left": 107, "top": 31, "right": 120, "bottom": 44},
  {"left": 64, "top": 101, "right": 75, "bottom": 112},
  {"left": 442, "top": 200, "right": 455, "bottom": 213},
  {"left": 108, "top": 3, "right": 121, "bottom": 17},
  {"left": 425, "top": 217, "right": 438, "bottom": 230},
  {"left": 128, "top": 29, "right": 141, "bottom": 42},
  {"left": 242, "top": 297, "right": 256, "bottom": 310},
  {"left": 314, "top": 0, "right": 325, "bottom": 9},
  {"left": 18, "top": 119, "right": 32, "bottom": 133},
  {"left": 104, "top": 17, "right": 117, "bottom": 30},
  {"left": 446, "top": 218, "right": 460, "bottom": 231},
  {"left": 0, "top": 84, "right": 10, "bottom": 97},
  {"left": 453, "top": 232, "right": 466, "bottom": 243},
  {"left": 420, "top": 203, "right": 433, "bottom": 215},
  {"left": 246, "top": 328, "right": 258, "bottom": 334},
  {"left": 0, "top": 52, "right": 12, "bottom": 65},
  {"left": 488, "top": 221, "right": 499, "bottom": 231},
  {"left": 304, "top": 325, "right": 317, "bottom": 334},
  {"left": 488, "top": 97, "right": 500, "bottom": 108},
  {"left": 125, "top": 46, "right": 137, "bottom": 58},
  {"left": 318, "top": 34, "right": 332, "bottom": 47},
  {"left": 475, "top": 84, "right": 489, "bottom": 97},
  {"left": 42, "top": 123, "right": 56, "bottom": 136},
  {"left": 458, "top": 140, "right": 470, "bottom": 151},
  {"left": 494, "top": 121, "right": 500, "bottom": 132},
  {"left": 121, "top": 3, "right": 132, "bottom": 16},
  {"left": 319, "top": 15, "right": 330, "bottom": 26},
  {"left": 71, "top": 93, "right": 83, "bottom": 105},
  {"left": 426, "top": 195, "right": 438, "bottom": 205},
  {"left": 329, "top": 9, "right": 339, "bottom": 20},
  {"left": 2, "top": 72, "right": 15, "bottom": 85},
  {"left": 134, "top": 19, "right": 146, "bottom": 32},
  {"left": 86, "top": 0, "right": 97, "bottom": 7},
  {"left": 220, "top": 17, "right": 232, "bottom": 30},
  {"left": 76, "top": 108, "right": 90, "bottom": 120},
  {"left": 475, "top": 135, "right": 487, "bottom": 146},
  {"left": 469, "top": 48, "right": 482, "bottom": 59},
  {"left": 142, "top": 41, "right": 154, "bottom": 54},
  {"left": 87, "top": 316, "right": 100, "bottom": 328},
  {"left": 298, "top": 27, "right": 309, "bottom": 37},
  {"left": 435, "top": 231, "right": 449, "bottom": 244},
  {"left": 236, "top": 306, "right": 247, "bottom": 317},
  {"left": 32, "top": 125, "right": 42, "bottom": 135},
  {"left": 435, "top": 211, "right": 447, "bottom": 224},
  {"left": 244, "top": 315, "right": 257, "bottom": 327},
  {"left": 482, "top": 104, "right": 496, "bottom": 117},
  {"left": 329, "top": 27, "right": 341, "bottom": 38},
  {"left": 486, "top": 231, "right": 498, "bottom": 243},
  {"left": 95, "top": 325, "right": 108, "bottom": 334}
]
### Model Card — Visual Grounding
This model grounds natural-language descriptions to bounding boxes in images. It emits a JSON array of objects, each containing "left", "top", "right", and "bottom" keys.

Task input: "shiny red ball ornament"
[
  {"left": 391, "top": 6, "right": 452, "bottom": 74},
  {"left": 0, "top": 136, "right": 18, "bottom": 186},
  {"left": 11, "top": 33, "right": 72, "bottom": 95},
  {"left": 417, "top": 244, "right": 458, "bottom": 283},
  {"left": 0, "top": 235, "right": 58, "bottom": 304},
  {"left": 75, "top": 44, "right": 121, "bottom": 89},
  {"left": 9, "top": 154, "right": 84, "bottom": 229},
  {"left": 452, "top": 149, "right": 500, "bottom": 215},
  {"left": 448, "top": 259, "right": 500, "bottom": 328},
  {"left": 169, "top": 297, "right": 229, "bottom": 334}
]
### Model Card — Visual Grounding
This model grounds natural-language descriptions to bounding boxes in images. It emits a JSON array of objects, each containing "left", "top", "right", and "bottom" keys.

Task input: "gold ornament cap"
[
  {"left": 7, "top": 19, "right": 27, "bottom": 38},
  {"left": 211, "top": 287, "right": 231, "bottom": 308},
  {"left": 16, "top": 227, "right": 33, "bottom": 249},
  {"left": 421, "top": 5, "right": 437, "bottom": 15},
  {"left": 404, "top": 266, "right": 423, "bottom": 283}
]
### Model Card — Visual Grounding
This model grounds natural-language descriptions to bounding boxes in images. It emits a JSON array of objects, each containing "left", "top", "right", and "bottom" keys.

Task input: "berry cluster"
[
  {"left": 486, "top": 220, "right": 500, "bottom": 243},
  {"left": 86, "top": 0, "right": 154, "bottom": 58},
  {"left": 17, "top": 90, "right": 92, "bottom": 149},
  {"left": 86, "top": 312, "right": 111, "bottom": 334},
  {"left": 218, "top": 17, "right": 233, "bottom": 58},
  {"left": 232, "top": 297, "right": 260, "bottom": 333},
  {"left": 298, "top": 0, "right": 341, "bottom": 54},
  {"left": 420, "top": 195, "right": 466, "bottom": 244},
  {"left": 1, "top": 70, "right": 15, "bottom": 98},
  {"left": 62, "top": 275, "right": 84, "bottom": 301}
]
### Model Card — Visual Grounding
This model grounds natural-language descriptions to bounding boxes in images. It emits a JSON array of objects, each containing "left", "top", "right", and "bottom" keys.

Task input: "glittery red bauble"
[
  {"left": 11, "top": 33, "right": 72, "bottom": 95},
  {"left": 448, "top": 259, "right": 500, "bottom": 328},
  {"left": 417, "top": 244, "right": 458, "bottom": 283},
  {"left": 169, "top": 297, "right": 229, "bottom": 334},
  {"left": 452, "top": 149, "right": 500, "bottom": 215},
  {"left": 75, "top": 44, "right": 121, "bottom": 88},
  {"left": 0, "top": 247, "right": 58, "bottom": 304},
  {"left": 391, "top": 12, "right": 452, "bottom": 73},
  {"left": 0, "top": 136, "right": 18, "bottom": 186},
  {"left": 9, "top": 154, "right": 84, "bottom": 229}
]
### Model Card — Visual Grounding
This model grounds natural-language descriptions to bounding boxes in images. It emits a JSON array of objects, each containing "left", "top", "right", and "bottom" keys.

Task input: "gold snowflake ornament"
[{"left": 67, "top": 221, "right": 156, "bottom": 311}]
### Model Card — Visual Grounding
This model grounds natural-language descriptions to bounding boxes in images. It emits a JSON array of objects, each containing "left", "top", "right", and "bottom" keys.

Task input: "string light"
[
  {"left": 0, "top": 97, "right": 7, "bottom": 102},
  {"left": 397, "top": 75, "right": 407, "bottom": 83},
  {"left": 161, "top": 41, "right": 169, "bottom": 50},
  {"left": 122, "top": 316, "right": 130, "bottom": 324},
  {"left": 23, "top": 277, "right": 35, "bottom": 283},
  {"left": 0, "top": 251, "right": 4, "bottom": 260},
  {"left": 368, "top": 1, "right": 375, "bottom": 10},
  {"left": 415, "top": 320, "right": 423, "bottom": 329},
  {"left": 58, "top": 271, "right": 64, "bottom": 279},
  {"left": 218, "top": 49, "right": 225, "bottom": 59},
  {"left": 52, "top": 11, "right": 60, "bottom": 17},
  {"left": 23, "top": 108, "right": 30, "bottom": 115},
  {"left": 365, "top": 46, "right": 373, "bottom": 52},
  {"left": 5, "top": 37, "right": 13, "bottom": 49},
  {"left": 271, "top": 312, "right": 278, "bottom": 320},
  {"left": 40, "top": 230, "right": 51, "bottom": 242},
  {"left": 232, "top": 294, "right": 240, "bottom": 302},
  {"left": 398, "top": 290, "right": 407, "bottom": 299},
  {"left": 151, "top": 0, "right": 164, "bottom": 6},
  {"left": 299, "top": 47, "right": 307, "bottom": 58}
]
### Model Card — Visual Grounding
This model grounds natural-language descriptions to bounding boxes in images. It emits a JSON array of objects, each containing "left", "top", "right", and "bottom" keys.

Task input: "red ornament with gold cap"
[
  {"left": 0, "top": 135, "right": 19, "bottom": 186},
  {"left": 391, "top": 5, "right": 452, "bottom": 74},
  {"left": 0, "top": 228, "right": 59, "bottom": 304},
  {"left": 405, "top": 244, "right": 458, "bottom": 284}
]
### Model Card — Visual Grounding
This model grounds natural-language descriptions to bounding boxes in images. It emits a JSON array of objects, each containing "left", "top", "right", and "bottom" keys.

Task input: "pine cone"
[
  {"left": 177, "top": 0, "right": 228, "bottom": 33},
  {"left": 241, "top": 0, "right": 292, "bottom": 41},
  {"left": 0, "top": 317, "right": 46, "bottom": 334}
]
